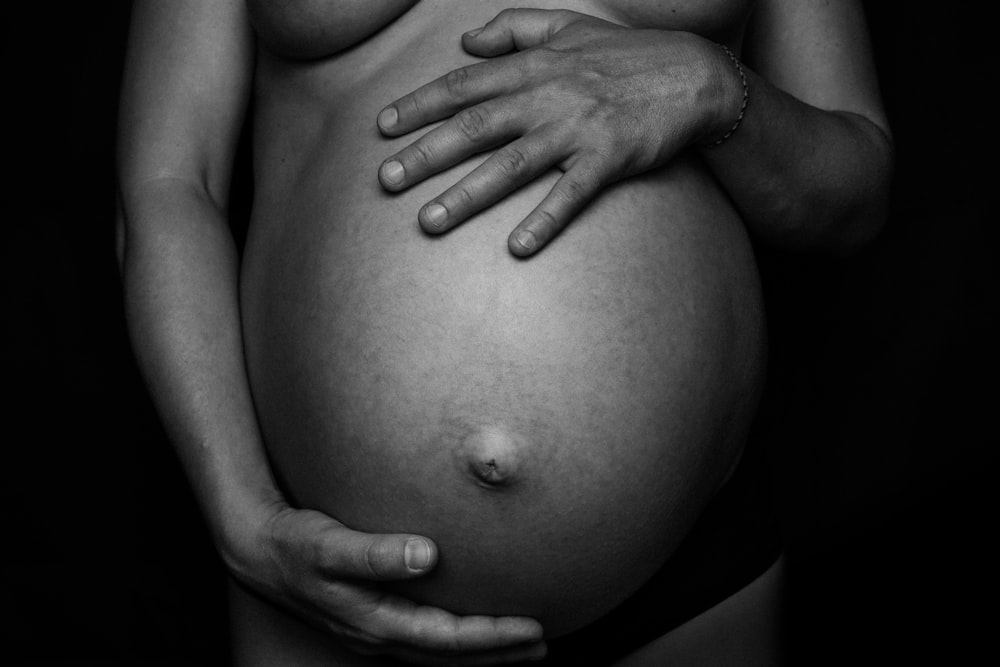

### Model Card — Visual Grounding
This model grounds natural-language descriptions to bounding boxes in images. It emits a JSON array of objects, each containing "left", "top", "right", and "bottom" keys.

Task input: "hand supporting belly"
[{"left": 242, "top": 133, "right": 766, "bottom": 638}]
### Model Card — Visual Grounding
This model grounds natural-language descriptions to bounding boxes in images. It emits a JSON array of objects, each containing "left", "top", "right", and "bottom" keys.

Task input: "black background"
[{"left": 4, "top": 2, "right": 996, "bottom": 664}]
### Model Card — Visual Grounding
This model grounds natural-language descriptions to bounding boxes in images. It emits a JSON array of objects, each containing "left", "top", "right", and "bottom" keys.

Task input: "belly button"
[
  {"left": 458, "top": 426, "right": 525, "bottom": 489},
  {"left": 472, "top": 457, "right": 506, "bottom": 485}
]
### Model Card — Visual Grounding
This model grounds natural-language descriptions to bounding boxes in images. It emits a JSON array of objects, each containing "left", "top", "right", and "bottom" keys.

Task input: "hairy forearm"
[
  {"left": 117, "top": 178, "right": 281, "bottom": 562},
  {"left": 698, "top": 56, "right": 894, "bottom": 252}
]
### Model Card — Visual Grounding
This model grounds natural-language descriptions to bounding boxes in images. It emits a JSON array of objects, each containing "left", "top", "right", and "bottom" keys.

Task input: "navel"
[{"left": 457, "top": 425, "right": 527, "bottom": 489}]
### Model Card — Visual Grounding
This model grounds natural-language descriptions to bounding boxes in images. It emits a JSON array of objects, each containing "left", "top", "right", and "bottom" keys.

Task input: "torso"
[{"left": 240, "top": 0, "right": 765, "bottom": 638}]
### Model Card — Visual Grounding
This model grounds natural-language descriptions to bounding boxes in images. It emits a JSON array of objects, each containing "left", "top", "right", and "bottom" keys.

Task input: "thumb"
[
  {"left": 462, "top": 8, "right": 584, "bottom": 56},
  {"left": 311, "top": 518, "right": 439, "bottom": 581}
]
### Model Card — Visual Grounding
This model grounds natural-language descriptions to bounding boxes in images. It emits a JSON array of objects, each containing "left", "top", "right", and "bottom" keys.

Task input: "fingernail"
[
  {"left": 422, "top": 203, "right": 448, "bottom": 229},
  {"left": 378, "top": 106, "right": 398, "bottom": 130},
  {"left": 465, "top": 27, "right": 484, "bottom": 38},
  {"left": 404, "top": 539, "right": 431, "bottom": 571},
  {"left": 381, "top": 160, "right": 404, "bottom": 186},
  {"left": 513, "top": 229, "right": 536, "bottom": 251}
]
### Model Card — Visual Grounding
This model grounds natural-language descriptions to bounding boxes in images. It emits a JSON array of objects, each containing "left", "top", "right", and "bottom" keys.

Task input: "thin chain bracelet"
[{"left": 707, "top": 43, "right": 749, "bottom": 147}]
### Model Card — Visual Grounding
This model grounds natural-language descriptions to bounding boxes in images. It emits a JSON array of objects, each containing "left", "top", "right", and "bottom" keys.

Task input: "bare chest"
[{"left": 248, "top": 0, "right": 756, "bottom": 59}]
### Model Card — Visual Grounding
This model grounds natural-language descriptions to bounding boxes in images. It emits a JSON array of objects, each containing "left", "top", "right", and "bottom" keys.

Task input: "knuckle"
[
  {"left": 521, "top": 49, "right": 546, "bottom": 76},
  {"left": 493, "top": 146, "right": 528, "bottom": 178},
  {"left": 592, "top": 137, "right": 621, "bottom": 163},
  {"left": 518, "top": 49, "right": 561, "bottom": 85},
  {"left": 561, "top": 176, "right": 590, "bottom": 203},
  {"left": 451, "top": 184, "right": 475, "bottom": 209},
  {"left": 443, "top": 66, "right": 470, "bottom": 98},
  {"left": 455, "top": 106, "right": 489, "bottom": 142},
  {"left": 362, "top": 539, "right": 389, "bottom": 578},
  {"left": 408, "top": 140, "right": 436, "bottom": 168},
  {"left": 304, "top": 532, "right": 328, "bottom": 571},
  {"left": 268, "top": 512, "right": 306, "bottom": 567},
  {"left": 526, "top": 44, "right": 560, "bottom": 68},
  {"left": 261, "top": 505, "right": 290, "bottom": 547},
  {"left": 401, "top": 92, "right": 423, "bottom": 119},
  {"left": 412, "top": 616, "right": 460, "bottom": 653},
  {"left": 496, "top": 7, "right": 519, "bottom": 22},
  {"left": 535, "top": 207, "right": 559, "bottom": 230},
  {"left": 335, "top": 597, "right": 394, "bottom": 649}
]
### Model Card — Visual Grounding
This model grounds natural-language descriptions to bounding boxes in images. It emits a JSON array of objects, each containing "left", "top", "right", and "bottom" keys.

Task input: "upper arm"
[
  {"left": 117, "top": 0, "right": 254, "bottom": 209},
  {"left": 742, "top": 0, "right": 890, "bottom": 139}
]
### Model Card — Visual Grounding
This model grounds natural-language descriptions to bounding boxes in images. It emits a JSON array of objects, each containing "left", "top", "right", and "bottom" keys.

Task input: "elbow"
[
  {"left": 831, "top": 115, "right": 896, "bottom": 254},
  {"left": 770, "top": 122, "right": 895, "bottom": 255},
  {"left": 830, "top": 131, "right": 895, "bottom": 255}
]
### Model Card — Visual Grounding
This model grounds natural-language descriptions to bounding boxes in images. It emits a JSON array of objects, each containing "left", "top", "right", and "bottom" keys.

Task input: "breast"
[
  {"left": 239, "top": 1, "right": 765, "bottom": 637},
  {"left": 246, "top": 0, "right": 419, "bottom": 59}
]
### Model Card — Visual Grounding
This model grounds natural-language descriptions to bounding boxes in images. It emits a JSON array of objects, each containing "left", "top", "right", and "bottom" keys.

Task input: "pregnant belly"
[{"left": 241, "top": 146, "right": 765, "bottom": 636}]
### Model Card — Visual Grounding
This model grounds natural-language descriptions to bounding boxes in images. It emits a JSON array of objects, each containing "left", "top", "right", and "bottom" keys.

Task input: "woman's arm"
[
  {"left": 116, "top": 1, "right": 543, "bottom": 663},
  {"left": 116, "top": 0, "right": 270, "bottom": 562},
  {"left": 701, "top": 0, "right": 893, "bottom": 250},
  {"left": 373, "top": 1, "right": 893, "bottom": 254}
]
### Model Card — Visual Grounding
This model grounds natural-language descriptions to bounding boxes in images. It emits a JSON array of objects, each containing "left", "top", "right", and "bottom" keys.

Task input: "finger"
[
  {"left": 461, "top": 8, "right": 585, "bottom": 56},
  {"left": 417, "top": 131, "right": 564, "bottom": 234},
  {"left": 379, "top": 100, "right": 519, "bottom": 192},
  {"left": 374, "top": 597, "right": 544, "bottom": 654},
  {"left": 508, "top": 159, "right": 606, "bottom": 257},
  {"left": 378, "top": 58, "right": 524, "bottom": 138},
  {"left": 381, "top": 640, "right": 548, "bottom": 666},
  {"left": 307, "top": 518, "right": 439, "bottom": 580}
]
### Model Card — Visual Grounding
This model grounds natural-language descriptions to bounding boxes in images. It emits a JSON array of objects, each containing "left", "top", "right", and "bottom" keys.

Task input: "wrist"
[
  {"left": 699, "top": 41, "right": 749, "bottom": 147},
  {"left": 211, "top": 483, "right": 289, "bottom": 580}
]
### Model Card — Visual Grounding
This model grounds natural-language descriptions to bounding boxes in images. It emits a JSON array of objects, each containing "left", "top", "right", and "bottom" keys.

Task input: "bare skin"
[
  {"left": 116, "top": 1, "right": 891, "bottom": 664},
  {"left": 377, "top": 6, "right": 892, "bottom": 255},
  {"left": 118, "top": 3, "right": 542, "bottom": 664}
]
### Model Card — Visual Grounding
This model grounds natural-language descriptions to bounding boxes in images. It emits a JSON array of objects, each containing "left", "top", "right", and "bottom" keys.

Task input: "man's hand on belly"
[
  {"left": 376, "top": 9, "right": 736, "bottom": 257},
  {"left": 232, "top": 502, "right": 547, "bottom": 664}
]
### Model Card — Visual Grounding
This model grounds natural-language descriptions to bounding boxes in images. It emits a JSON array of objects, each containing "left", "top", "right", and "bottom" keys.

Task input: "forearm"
[
  {"left": 697, "top": 45, "right": 894, "bottom": 252},
  {"left": 117, "top": 178, "right": 281, "bottom": 568}
]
